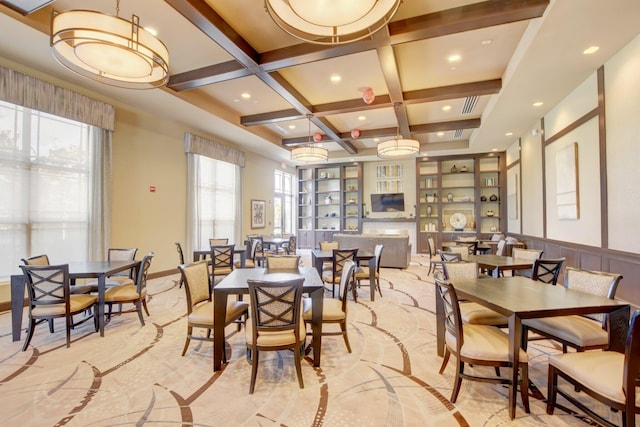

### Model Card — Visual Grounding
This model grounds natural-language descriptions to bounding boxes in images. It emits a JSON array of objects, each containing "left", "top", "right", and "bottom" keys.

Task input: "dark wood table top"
[
  {"left": 214, "top": 267, "right": 322, "bottom": 293},
  {"left": 468, "top": 254, "right": 533, "bottom": 269}
]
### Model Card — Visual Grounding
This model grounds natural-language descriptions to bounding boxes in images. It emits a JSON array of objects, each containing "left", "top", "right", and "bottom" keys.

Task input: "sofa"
[{"left": 333, "top": 233, "right": 411, "bottom": 269}]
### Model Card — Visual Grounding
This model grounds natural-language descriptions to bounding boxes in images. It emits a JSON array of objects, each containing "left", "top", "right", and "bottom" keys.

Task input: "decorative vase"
[
  {"left": 470, "top": 220, "right": 476, "bottom": 229},
  {"left": 489, "top": 194, "right": 498, "bottom": 202},
  {"left": 460, "top": 165, "right": 468, "bottom": 172},
  {"left": 447, "top": 193, "right": 453, "bottom": 202},
  {"left": 324, "top": 195, "right": 332, "bottom": 204},
  {"left": 480, "top": 195, "right": 487, "bottom": 202},
  {"left": 426, "top": 206, "right": 432, "bottom": 217},
  {"left": 450, "top": 165, "right": 458, "bottom": 173},
  {"left": 426, "top": 194, "right": 435, "bottom": 203}
]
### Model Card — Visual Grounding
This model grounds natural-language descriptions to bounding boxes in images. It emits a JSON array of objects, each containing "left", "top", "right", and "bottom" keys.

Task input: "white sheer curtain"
[
  {"left": 184, "top": 132, "right": 244, "bottom": 259},
  {"left": 88, "top": 127, "right": 112, "bottom": 261}
]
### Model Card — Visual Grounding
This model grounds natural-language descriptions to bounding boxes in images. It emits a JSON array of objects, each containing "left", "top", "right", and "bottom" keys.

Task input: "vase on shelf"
[
  {"left": 447, "top": 193, "right": 453, "bottom": 202},
  {"left": 426, "top": 206, "right": 432, "bottom": 217}
]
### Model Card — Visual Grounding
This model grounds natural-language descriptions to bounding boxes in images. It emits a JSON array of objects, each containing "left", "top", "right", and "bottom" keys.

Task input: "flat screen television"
[{"left": 370, "top": 193, "right": 405, "bottom": 212}]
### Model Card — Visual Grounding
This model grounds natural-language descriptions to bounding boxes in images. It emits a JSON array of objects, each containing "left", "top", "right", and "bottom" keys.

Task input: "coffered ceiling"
[{"left": 1, "top": 0, "right": 639, "bottom": 165}]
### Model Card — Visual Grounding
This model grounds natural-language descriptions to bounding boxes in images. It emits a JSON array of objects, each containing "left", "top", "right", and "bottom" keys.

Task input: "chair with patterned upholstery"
[
  {"left": 446, "top": 245, "right": 470, "bottom": 261},
  {"left": 319, "top": 241, "right": 340, "bottom": 272},
  {"left": 511, "top": 248, "right": 543, "bottom": 277},
  {"left": 303, "top": 260, "right": 356, "bottom": 353},
  {"left": 265, "top": 255, "right": 301, "bottom": 269},
  {"left": 530, "top": 258, "right": 565, "bottom": 285},
  {"left": 279, "top": 235, "right": 297, "bottom": 255},
  {"left": 434, "top": 272, "right": 530, "bottom": 412},
  {"left": 547, "top": 310, "right": 640, "bottom": 427},
  {"left": 85, "top": 247, "right": 138, "bottom": 291},
  {"left": 426, "top": 237, "right": 442, "bottom": 276},
  {"left": 457, "top": 240, "right": 479, "bottom": 256},
  {"left": 104, "top": 252, "right": 154, "bottom": 326},
  {"left": 438, "top": 250, "right": 462, "bottom": 262},
  {"left": 522, "top": 267, "right": 623, "bottom": 352},
  {"left": 442, "top": 261, "right": 508, "bottom": 327},
  {"left": 245, "top": 278, "right": 306, "bottom": 394},
  {"left": 178, "top": 260, "right": 249, "bottom": 359},
  {"left": 175, "top": 242, "right": 186, "bottom": 287},
  {"left": 209, "top": 238, "right": 229, "bottom": 246},
  {"left": 19, "top": 263, "right": 98, "bottom": 350}
]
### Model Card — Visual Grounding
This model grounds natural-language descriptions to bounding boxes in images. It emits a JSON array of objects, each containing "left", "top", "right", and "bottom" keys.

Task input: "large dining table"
[
  {"left": 11, "top": 260, "right": 141, "bottom": 341},
  {"left": 310, "top": 249, "right": 376, "bottom": 300},
  {"left": 192, "top": 245, "right": 247, "bottom": 267},
  {"left": 439, "top": 275, "right": 630, "bottom": 419},
  {"left": 212, "top": 267, "right": 324, "bottom": 371},
  {"left": 467, "top": 253, "right": 534, "bottom": 278}
]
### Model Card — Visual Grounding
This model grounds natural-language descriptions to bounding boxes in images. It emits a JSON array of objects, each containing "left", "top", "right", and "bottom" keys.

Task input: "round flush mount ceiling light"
[{"left": 265, "top": 0, "right": 402, "bottom": 45}]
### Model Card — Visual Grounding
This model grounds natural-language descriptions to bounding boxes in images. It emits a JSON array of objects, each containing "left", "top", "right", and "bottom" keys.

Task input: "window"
[
  {"left": 0, "top": 100, "right": 91, "bottom": 280},
  {"left": 274, "top": 170, "right": 294, "bottom": 236},
  {"left": 193, "top": 155, "right": 240, "bottom": 248}
]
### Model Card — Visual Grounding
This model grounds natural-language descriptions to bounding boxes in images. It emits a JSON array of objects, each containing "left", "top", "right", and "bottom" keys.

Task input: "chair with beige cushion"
[
  {"left": 511, "top": 248, "right": 543, "bottom": 277},
  {"left": 319, "top": 241, "right": 339, "bottom": 272},
  {"left": 354, "top": 244, "right": 384, "bottom": 301},
  {"left": 265, "top": 255, "right": 301, "bottom": 269},
  {"left": 530, "top": 258, "right": 565, "bottom": 285},
  {"left": 175, "top": 242, "right": 185, "bottom": 287},
  {"left": 426, "top": 237, "right": 442, "bottom": 276},
  {"left": 85, "top": 247, "right": 138, "bottom": 291},
  {"left": 522, "top": 267, "right": 623, "bottom": 353},
  {"left": 322, "top": 248, "right": 357, "bottom": 298},
  {"left": 279, "top": 235, "right": 297, "bottom": 255},
  {"left": 495, "top": 239, "right": 506, "bottom": 256},
  {"left": 434, "top": 272, "right": 529, "bottom": 411},
  {"left": 447, "top": 245, "right": 469, "bottom": 261},
  {"left": 547, "top": 310, "right": 640, "bottom": 427},
  {"left": 178, "top": 260, "right": 249, "bottom": 359},
  {"left": 438, "top": 250, "right": 462, "bottom": 262},
  {"left": 303, "top": 260, "right": 356, "bottom": 353},
  {"left": 19, "top": 263, "right": 98, "bottom": 350},
  {"left": 245, "top": 278, "right": 306, "bottom": 394},
  {"left": 209, "top": 238, "right": 229, "bottom": 246},
  {"left": 210, "top": 244, "right": 234, "bottom": 285},
  {"left": 442, "top": 261, "right": 508, "bottom": 327},
  {"left": 239, "top": 238, "right": 260, "bottom": 268},
  {"left": 104, "top": 252, "right": 154, "bottom": 326}
]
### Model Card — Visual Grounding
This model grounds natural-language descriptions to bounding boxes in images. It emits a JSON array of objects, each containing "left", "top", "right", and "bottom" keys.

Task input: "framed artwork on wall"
[
  {"left": 556, "top": 142, "right": 580, "bottom": 220},
  {"left": 251, "top": 199, "right": 266, "bottom": 229}
]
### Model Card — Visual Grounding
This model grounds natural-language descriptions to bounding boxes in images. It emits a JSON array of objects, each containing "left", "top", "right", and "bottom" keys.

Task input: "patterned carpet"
[{"left": 0, "top": 252, "right": 625, "bottom": 426}]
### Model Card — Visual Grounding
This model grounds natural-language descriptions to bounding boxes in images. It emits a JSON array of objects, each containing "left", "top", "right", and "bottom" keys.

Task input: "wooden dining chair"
[
  {"left": 446, "top": 245, "right": 469, "bottom": 261},
  {"left": 19, "top": 263, "right": 98, "bottom": 350},
  {"left": 442, "top": 261, "right": 508, "bottom": 327},
  {"left": 303, "top": 260, "right": 356, "bottom": 353},
  {"left": 547, "top": 310, "right": 640, "bottom": 427},
  {"left": 245, "top": 278, "right": 306, "bottom": 394},
  {"left": 426, "top": 237, "right": 442, "bottom": 276},
  {"left": 322, "top": 248, "right": 357, "bottom": 298},
  {"left": 354, "top": 244, "right": 384, "bottom": 301},
  {"left": 175, "top": 242, "right": 185, "bottom": 287},
  {"left": 522, "top": 267, "right": 623, "bottom": 352},
  {"left": 530, "top": 258, "right": 565, "bottom": 285},
  {"left": 434, "top": 272, "right": 530, "bottom": 412},
  {"left": 178, "top": 260, "right": 249, "bottom": 359},
  {"left": 104, "top": 252, "right": 154, "bottom": 326},
  {"left": 319, "top": 241, "right": 340, "bottom": 272},
  {"left": 85, "top": 247, "right": 138, "bottom": 291},
  {"left": 438, "top": 250, "right": 462, "bottom": 262},
  {"left": 209, "top": 238, "right": 229, "bottom": 246},
  {"left": 511, "top": 248, "right": 543, "bottom": 277},
  {"left": 210, "top": 244, "right": 235, "bottom": 285}
]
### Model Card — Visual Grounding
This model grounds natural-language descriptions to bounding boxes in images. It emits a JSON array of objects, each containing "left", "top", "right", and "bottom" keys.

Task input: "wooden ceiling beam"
[
  {"left": 410, "top": 118, "right": 481, "bottom": 134},
  {"left": 168, "top": 61, "right": 251, "bottom": 91}
]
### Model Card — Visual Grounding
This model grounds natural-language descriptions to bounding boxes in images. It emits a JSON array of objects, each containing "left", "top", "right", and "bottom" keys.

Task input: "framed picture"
[{"left": 251, "top": 199, "right": 266, "bottom": 229}]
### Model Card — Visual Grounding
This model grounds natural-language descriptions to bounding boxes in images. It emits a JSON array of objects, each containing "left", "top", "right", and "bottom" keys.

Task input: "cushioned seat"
[
  {"left": 523, "top": 315, "right": 608, "bottom": 348},
  {"left": 447, "top": 324, "right": 528, "bottom": 362},
  {"left": 103, "top": 253, "right": 154, "bottom": 326}
]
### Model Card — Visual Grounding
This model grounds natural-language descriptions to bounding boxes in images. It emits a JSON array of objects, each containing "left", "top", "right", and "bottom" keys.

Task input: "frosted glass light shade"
[
  {"left": 291, "top": 145, "right": 329, "bottom": 163},
  {"left": 265, "top": 0, "right": 402, "bottom": 45},
  {"left": 51, "top": 10, "right": 169, "bottom": 89},
  {"left": 377, "top": 138, "right": 420, "bottom": 158}
]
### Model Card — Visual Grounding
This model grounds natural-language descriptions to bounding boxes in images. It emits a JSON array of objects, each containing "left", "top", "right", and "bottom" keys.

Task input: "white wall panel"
[{"left": 545, "top": 74, "right": 598, "bottom": 140}]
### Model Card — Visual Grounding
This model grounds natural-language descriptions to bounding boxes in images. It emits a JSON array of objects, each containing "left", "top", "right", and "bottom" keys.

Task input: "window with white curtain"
[
  {"left": 274, "top": 169, "right": 294, "bottom": 236},
  {"left": 194, "top": 155, "right": 239, "bottom": 247},
  {"left": 0, "top": 100, "right": 91, "bottom": 281}
]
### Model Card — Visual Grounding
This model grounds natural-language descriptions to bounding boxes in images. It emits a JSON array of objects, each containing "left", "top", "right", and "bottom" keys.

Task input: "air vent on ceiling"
[
  {"left": 454, "top": 129, "right": 463, "bottom": 139},
  {"left": 461, "top": 96, "right": 478, "bottom": 115},
  {"left": 0, "top": 0, "right": 55, "bottom": 15}
]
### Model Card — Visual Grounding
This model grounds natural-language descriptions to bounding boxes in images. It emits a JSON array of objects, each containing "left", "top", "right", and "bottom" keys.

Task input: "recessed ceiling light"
[
  {"left": 330, "top": 74, "right": 341, "bottom": 83},
  {"left": 442, "top": 105, "right": 452, "bottom": 112},
  {"left": 241, "top": 92, "right": 251, "bottom": 99},
  {"left": 492, "top": 148, "right": 498, "bottom": 152},
  {"left": 437, "top": 132, "right": 444, "bottom": 137},
  {"left": 447, "top": 54, "right": 461, "bottom": 63},
  {"left": 583, "top": 46, "right": 599, "bottom": 55},
  {"left": 373, "top": 138, "right": 379, "bottom": 142},
  {"left": 505, "top": 132, "right": 513, "bottom": 136},
  {"left": 533, "top": 101, "right": 543, "bottom": 107},
  {"left": 481, "top": 39, "right": 492, "bottom": 45},
  {"left": 288, "top": 125, "right": 296, "bottom": 129},
  {"left": 358, "top": 116, "right": 366, "bottom": 121}
]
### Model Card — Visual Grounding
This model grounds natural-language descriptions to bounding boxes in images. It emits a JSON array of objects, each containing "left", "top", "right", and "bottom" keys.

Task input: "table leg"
[
  {"left": 435, "top": 287, "right": 444, "bottom": 357},
  {"left": 213, "top": 291, "right": 227, "bottom": 371},
  {"left": 240, "top": 251, "right": 246, "bottom": 268},
  {"left": 368, "top": 257, "right": 376, "bottom": 302},
  {"left": 310, "top": 286, "right": 323, "bottom": 367},
  {"left": 507, "top": 314, "right": 522, "bottom": 420},
  {"left": 11, "top": 275, "right": 25, "bottom": 342},
  {"left": 492, "top": 267, "right": 500, "bottom": 278},
  {"left": 98, "top": 274, "right": 106, "bottom": 336},
  {"left": 312, "top": 252, "right": 322, "bottom": 277}
]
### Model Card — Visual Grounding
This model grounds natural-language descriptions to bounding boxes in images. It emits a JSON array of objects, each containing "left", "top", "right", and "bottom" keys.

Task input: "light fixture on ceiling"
[
  {"left": 377, "top": 128, "right": 420, "bottom": 158},
  {"left": 265, "top": 0, "right": 402, "bottom": 45},
  {"left": 50, "top": 0, "right": 169, "bottom": 89},
  {"left": 291, "top": 116, "right": 328, "bottom": 163}
]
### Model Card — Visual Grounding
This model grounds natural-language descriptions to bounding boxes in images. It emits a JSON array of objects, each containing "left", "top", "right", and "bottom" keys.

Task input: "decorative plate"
[{"left": 450, "top": 212, "right": 467, "bottom": 230}]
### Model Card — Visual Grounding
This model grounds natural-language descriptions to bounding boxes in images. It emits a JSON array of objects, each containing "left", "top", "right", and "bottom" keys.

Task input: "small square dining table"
[
  {"left": 212, "top": 267, "right": 324, "bottom": 371},
  {"left": 192, "top": 245, "right": 247, "bottom": 267},
  {"left": 310, "top": 249, "right": 376, "bottom": 300},
  {"left": 440, "top": 276, "right": 630, "bottom": 419},
  {"left": 11, "top": 260, "right": 141, "bottom": 341},
  {"left": 468, "top": 254, "right": 534, "bottom": 278}
]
